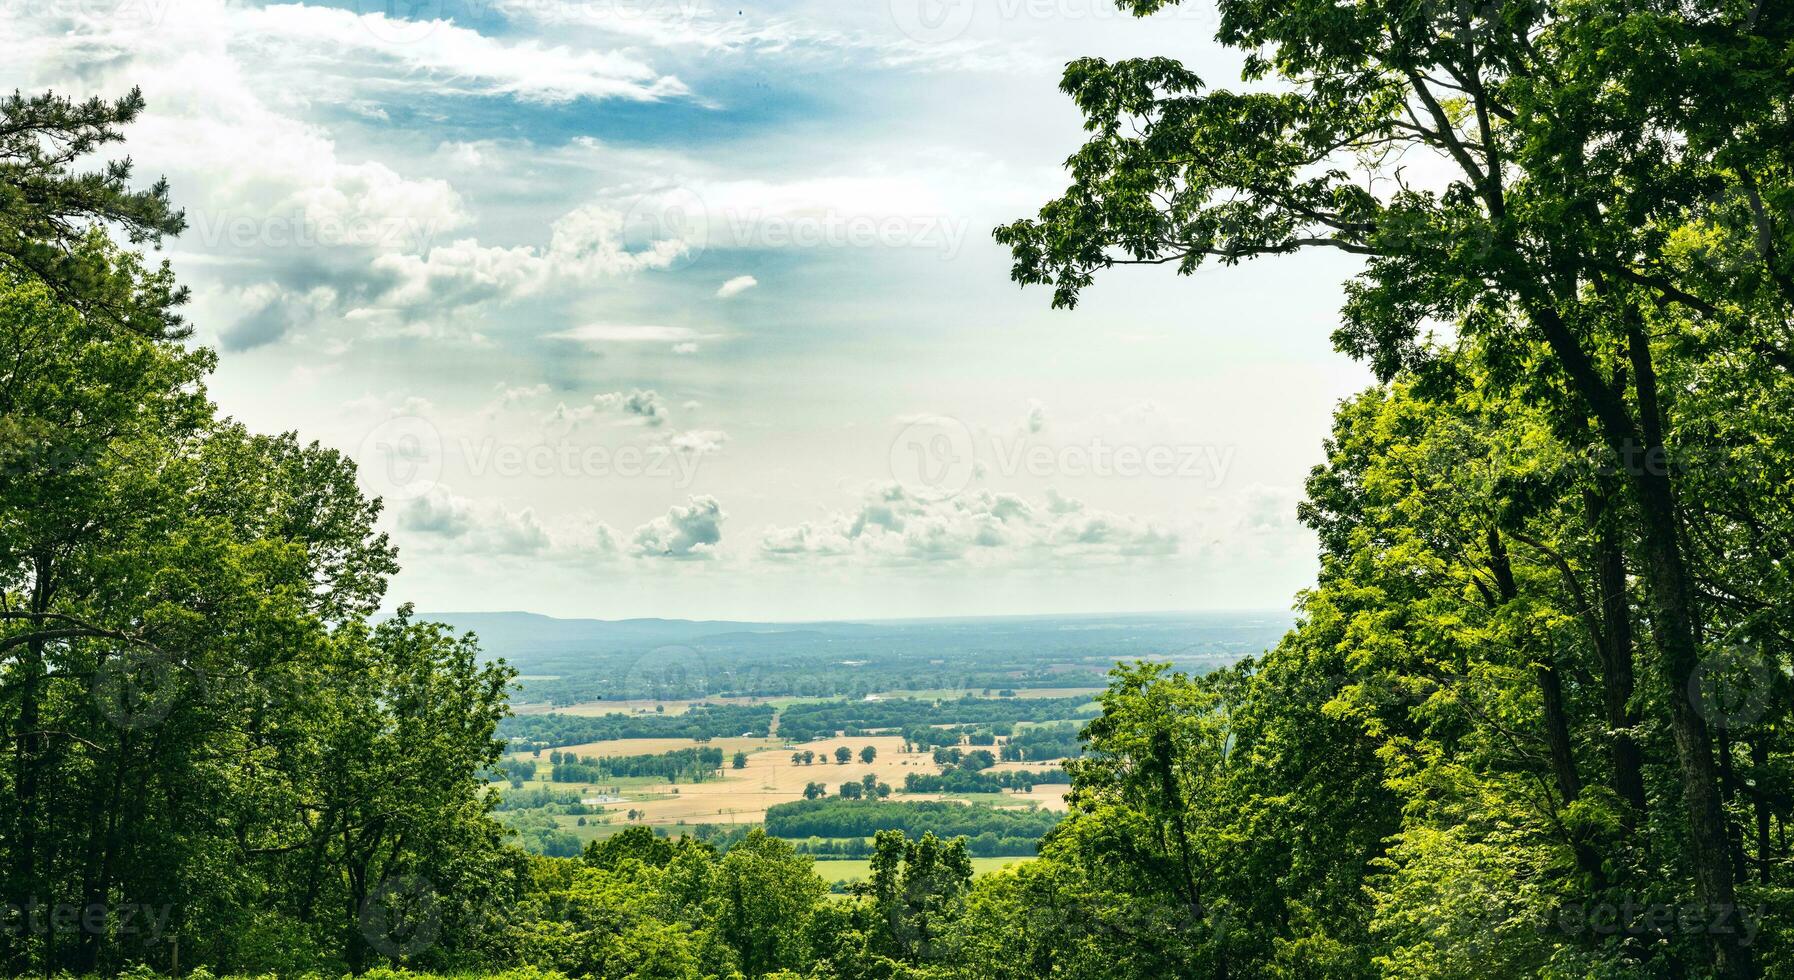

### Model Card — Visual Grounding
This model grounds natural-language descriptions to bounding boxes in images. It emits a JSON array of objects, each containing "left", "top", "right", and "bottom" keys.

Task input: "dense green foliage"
[
  {"left": 0, "top": 141, "right": 512, "bottom": 971},
  {"left": 496, "top": 814, "right": 583, "bottom": 859},
  {"left": 986, "top": 0, "right": 1794, "bottom": 976},
  {"left": 487, "top": 788, "right": 586, "bottom": 812},
  {"left": 998, "top": 723, "right": 1083, "bottom": 761},
  {"left": 763, "top": 800, "right": 1060, "bottom": 844},
  {"left": 546, "top": 747, "right": 724, "bottom": 784},
  {"left": 0, "top": 89, "right": 187, "bottom": 337},
  {"left": 900, "top": 769, "right": 1068, "bottom": 794}
]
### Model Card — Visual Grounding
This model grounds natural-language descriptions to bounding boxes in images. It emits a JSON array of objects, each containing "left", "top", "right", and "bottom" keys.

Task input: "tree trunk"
[
  {"left": 1487, "top": 528, "right": 1604, "bottom": 885},
  {"left": 1525, "top": 301, "right": 1752, "bottom": 978},
  {"left": 12, "top": 637, "right": 42, "bottom": 899},
  {"left": 1635, "top": 472, "right": 1750, "bottom": 975},
  {"left": 1586, "top": 485, "right": 1648, "bottom": 821},
  {"left": 1751, "top": 736, "right": 1772, "bottom": 885}
]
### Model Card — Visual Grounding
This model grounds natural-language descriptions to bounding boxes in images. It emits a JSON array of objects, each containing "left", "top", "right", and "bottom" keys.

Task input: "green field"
[{"left": 809, "top": 856, "right": 1036, "bottom": 885}]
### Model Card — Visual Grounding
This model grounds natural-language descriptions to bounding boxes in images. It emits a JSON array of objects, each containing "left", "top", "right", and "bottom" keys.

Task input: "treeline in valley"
[
  {"left": 776, "top": 695, "right": 1094, "bottom": 742},
  {"left": 547, "top": 747, "right": 724, "bottom": 784},
  {"left": 900, "top": 769, "right": 1068, "bottom": 794},
  {"left": 762, "top": 799, "right": 1060, "bottom": 844},
  {"left": 497, "top": 703, "right": 773, "bottom": 749}
]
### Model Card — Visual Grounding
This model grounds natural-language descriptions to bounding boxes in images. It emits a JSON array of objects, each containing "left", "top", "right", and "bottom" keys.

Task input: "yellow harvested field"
[
  {"left": 625, "top": 734, "right": 917, "bottom": 825},
  {"left": 1014, "top": 789, "right": 1070, "bottom": 812},
  {"left": 558, "top": 734, "right": 1071, "bottom": 826}
]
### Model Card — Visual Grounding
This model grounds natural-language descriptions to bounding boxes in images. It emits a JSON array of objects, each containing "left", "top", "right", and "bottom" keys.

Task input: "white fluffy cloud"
[
  {"left": 481, "top": 383, "right": 551, "bottom": 417},
  {"left": 544, "top": 389, "right": 672, "bottom": 431},
  {"left": 1, "top": 0, "right": 705, "bottom": 350},
  {"left": 716, "top": 274, "right": 758, "bottom": 298},
  {"left": 242, "top": 4, "right": 692, "bottom": 105},
  {"left": 595, "top": 390, "right": 670, "bottom": 427},
  {"left": 631, "top": 496, "right": 726, "bottom": 559},
  {"left": 369, "top": 204, "right": 692, "bottom": 317},
  {"left": 663, "top": 429, "right": 728, "bottom": 456},
  {"left": 398, "top": 489, "right": 552, "bottom": 555},
  {"left": 758, "top": 484, "right": 1178, "bottom": 565}
]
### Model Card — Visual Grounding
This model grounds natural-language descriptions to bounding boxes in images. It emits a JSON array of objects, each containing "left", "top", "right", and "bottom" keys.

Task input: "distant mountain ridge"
[{"left": 413, "top": 611, "right": 883, "bottom": 660}]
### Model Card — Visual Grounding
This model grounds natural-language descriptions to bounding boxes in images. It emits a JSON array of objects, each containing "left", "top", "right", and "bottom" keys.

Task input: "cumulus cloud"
[
  {"left": 398, "top": 489, "right": 552, "bottom": 555},
  {"left": 663, "top": 429, "right": 727, "bottom": 455},
  {"left": 222, "top": 282, "right": 339, "bottom": 352},
  {"left": 594, "top": 389, "right": 669, "bottom": 426},
  {"left": 241, "top": 4, "right": 693, "bottom": 105},
  {"left": 716, "top": 274, "right": 758, "bottom": 298},
  {"left": 1237, "top": 484, "right": 1305, "bottom": 535},
  {"left": 482, "top": 383, "right": 550, "bottom": 417},
  {"left": 1025, "top": 399, "right": 1048, "bottom": 434},
  {"left": 631, "top": 496, "right": 725, "bottom": 559},
  {"left": 370, "top": 204, "right": 692, "bottom": 317},
  {"left": 758, "top": 484, "right": 1178, "bottom": 565},
  {"left": 397, "top": 489, "right": 474, "bottom": 537},
  {"left": 0, "top": 0, "right": 713, "bottom": 350},
  {"left": 545, "top": 389, "right": 671, "bottom": 430}
]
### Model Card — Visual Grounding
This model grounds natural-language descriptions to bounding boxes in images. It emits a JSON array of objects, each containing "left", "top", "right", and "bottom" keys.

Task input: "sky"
[{"left": 5, "top": 0, "right": 1374, "bottom": 620}]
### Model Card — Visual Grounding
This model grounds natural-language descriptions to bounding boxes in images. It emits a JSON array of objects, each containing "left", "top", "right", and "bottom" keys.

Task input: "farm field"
[
  {"left": 810, "top": 856, "right": 1038, "bottom": 885},
  {"left": 503, "top": 732, "right": 1072, "bottom": 826}
]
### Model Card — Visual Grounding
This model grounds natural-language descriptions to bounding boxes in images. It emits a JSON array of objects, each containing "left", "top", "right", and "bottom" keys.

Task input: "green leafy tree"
[
  {"left": 998, "top": 4, "right": 1794, "bottom": 975},
  {"left": 868, "top": 830, "right": 972, "bottom": 965},
  {"left": 0, "top": 89, "right": 187, "bottom": 335},
  {"left": 709, "top": 830, "right": 824, "bottom": 977},
  {"left": 0, "top": 90, "right": 519, "bottom": 975}
]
